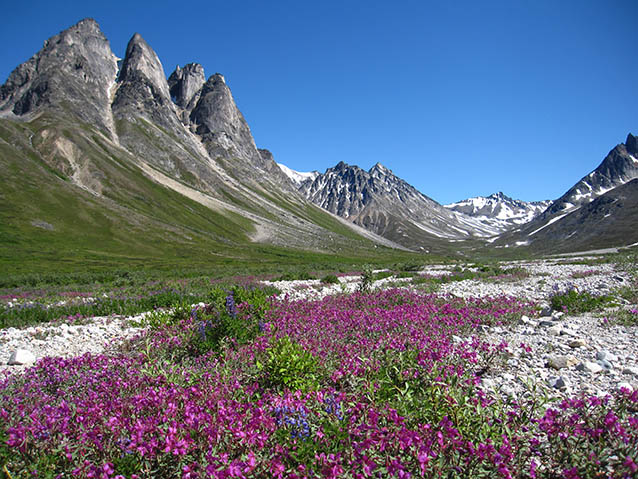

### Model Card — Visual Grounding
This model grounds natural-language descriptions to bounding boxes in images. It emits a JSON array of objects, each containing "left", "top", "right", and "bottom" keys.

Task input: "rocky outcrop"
[
  {"left": 112, "top": 33, "right": 181, "bottom": 132},
  {"left": 189, "top": 74, "right": 263, "bottom": 165},
  {"left": 168, "top": 63, "right": 205, "bottom": 111},
  {"left": 0, "top": 18, "right": 118, "bottom": 135}
]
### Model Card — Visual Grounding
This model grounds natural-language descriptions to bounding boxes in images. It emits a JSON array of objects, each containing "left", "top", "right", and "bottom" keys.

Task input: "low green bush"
[
  {"left": 550, "top": 289, "right": 615, "bottom": 314},
  {"left": 260, "top": 335, "right": 322, "bottom": 392}
]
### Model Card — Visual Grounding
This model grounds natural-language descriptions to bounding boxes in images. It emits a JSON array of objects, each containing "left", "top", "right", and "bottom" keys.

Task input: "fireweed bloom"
[{"left": 1, "top": 289, "right": 637, "bottom": 477}]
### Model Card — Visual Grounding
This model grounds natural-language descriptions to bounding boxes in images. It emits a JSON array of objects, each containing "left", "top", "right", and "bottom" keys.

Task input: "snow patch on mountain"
[{"left": 277, "top": 163, "right": 319, "bottom": 187}]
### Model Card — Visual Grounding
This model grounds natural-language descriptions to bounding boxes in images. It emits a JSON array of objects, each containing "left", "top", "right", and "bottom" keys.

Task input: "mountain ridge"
[
  {"left": 494, "top": 133, "right": 638, "bottom": 251},
  {"left": 0, "top": 18, "right": 407, "bottom": 272}
]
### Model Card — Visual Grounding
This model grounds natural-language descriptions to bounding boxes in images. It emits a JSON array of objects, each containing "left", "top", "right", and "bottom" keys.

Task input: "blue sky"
[{"left": 1, "top": 0, "right": 636, "bottom": 204}]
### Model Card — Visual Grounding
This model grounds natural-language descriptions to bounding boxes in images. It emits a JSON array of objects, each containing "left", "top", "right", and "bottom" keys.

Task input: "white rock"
[
  {"left": 8, "top": 349, "right": 37, "bottom": 365},
  {"left": 596, "top": 350, "right": 618, "bottom": 362},
  {"left": 548, "top": 325, "right": 563, "bottom": 336},
  {"left": 577, "top": 361, "right": 604, "bottom": 374},
  {"left": 622, "top": 367, "right": 638, "bottom": 377}
]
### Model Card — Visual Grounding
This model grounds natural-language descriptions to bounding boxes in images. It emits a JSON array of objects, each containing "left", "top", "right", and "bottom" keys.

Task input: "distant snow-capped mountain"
[
  {"left": 281, "top": 161, "right": 505, "bottom": 250},
  {"left": 279, "top": 134, "right": 638, "bottom": 253},
  {"left": 277, "top": 163, "right": 319, "bottom": 186},
  {"left": 495, "top": 133, "right": 638, "bottom": 252},
  {"left": 444, "top": 192, "right": 551, "bottom": 232}
]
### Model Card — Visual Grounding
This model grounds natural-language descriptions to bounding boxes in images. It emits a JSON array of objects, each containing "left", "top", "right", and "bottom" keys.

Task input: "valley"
[{"left": 1, "top": 16, "right": 637, "bottom": 479}]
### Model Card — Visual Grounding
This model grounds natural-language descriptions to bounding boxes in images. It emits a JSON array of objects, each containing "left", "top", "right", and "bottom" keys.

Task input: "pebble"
[
  {"left": 568, "top": 339, "right": 587, "bottom": 348},
  {"left": 596, "top": 350, "right": 619, "bottom": 362},
  {"left": 8, "top": 349, "right": 36, "bottom": 365},
  {"left": 577, "top": 361, "right": 604, "bottom": 374},
  {"left": 596, "top": 359, "right": 613, "bottom": 371},
  {"left": 547, "top": 325, "right": 563, "bottom": 336},
  {"left": 548, "top": 376, "right": 567, "bottom": 389},
  {"left": 547, "top": 355, "right": 578, "bottom": 370}
]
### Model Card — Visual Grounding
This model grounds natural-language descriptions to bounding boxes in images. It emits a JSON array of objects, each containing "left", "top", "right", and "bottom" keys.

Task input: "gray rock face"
[
  {"left": 0, "top": 18, "right": 118, "bottom": 135},
  {"left": 189, "top": 73, "right": 264, "bottom": 166},
  {"left": 112, "top": 33, "right": 178, "bottom": 130},
  {"left": 168, "top": 63, "right": 205, "bottom": 110}
]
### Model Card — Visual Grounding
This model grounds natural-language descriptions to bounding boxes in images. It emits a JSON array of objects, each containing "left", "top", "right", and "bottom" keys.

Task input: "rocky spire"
[
  {"left": 168, "top": 63, "right": 205, "bottom": 110},
  {"left": 0, "top": 18, "right": 118, "bottom": 134},
  {"left": 117, "top": 33, "right": 171, "bottom": 99},
  {"left": 112, "top": 32, "right": 181, "bottom": 133},
  {"left": 189, "top": 73, "right": 262, "bottom": 164}
]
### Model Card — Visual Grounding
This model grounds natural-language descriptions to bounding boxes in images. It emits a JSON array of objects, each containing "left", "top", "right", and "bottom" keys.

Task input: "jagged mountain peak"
[
  {"left": 210, "top": 73, "right": 226, "bottom": 84},
  {"left": 333, "top": 160, "right": 350, "bottom": 170},
  {"left": 277, "top": 163, "right": 319, "bottom": 187},
  {"left": 186, "top": 71, "right": 274, "bottom": 172},
  {"left": 296, "top": 159, "right": 512, "bottom": 248},
  {"left": 445, "top": 192, "right": 551, "bottom": 230},
  {"left": 369, "top": 162, "right": 388, "bottom": 173},
  {"left": 0, "top": 18, "right": 118, "bottom": 132},
  {"left": 494, "top": 133, "right": 638, "bottom": 252},
  {"left": 49, "top": 17, "right": 102, "bottom": 40},
  {"left": 117, "top": 32, "right": 171, "bottom": 101}
]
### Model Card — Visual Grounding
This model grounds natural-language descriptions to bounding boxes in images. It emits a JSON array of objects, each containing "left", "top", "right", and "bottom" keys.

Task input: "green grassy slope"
[{"left": 0, "top": 116, "right": 424, "bottom": 278}]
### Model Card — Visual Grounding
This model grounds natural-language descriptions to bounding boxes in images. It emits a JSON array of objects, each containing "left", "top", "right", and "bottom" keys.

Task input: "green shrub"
[
  {"left": 604, "top": 308, "right": 638, "bottom": 326},
  {"left": 358, "top": 265, "right": 374, "bottom": 293},
  {"left": 260, "top": 335, "right": 321, "bottom": 392},
  {"left": 140, "top": 309, "right": 174, "bottom": 329},
  {"left": 550, "top": 289, "right": 615, "bottom": 314},
  {"left": 190, "top": 285, "right": 275, "bottom": 355}
]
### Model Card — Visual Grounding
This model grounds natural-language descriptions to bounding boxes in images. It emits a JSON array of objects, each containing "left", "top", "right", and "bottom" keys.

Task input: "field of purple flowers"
[{"left": 1, "top": 287, "right": 637, "bottom": 478}]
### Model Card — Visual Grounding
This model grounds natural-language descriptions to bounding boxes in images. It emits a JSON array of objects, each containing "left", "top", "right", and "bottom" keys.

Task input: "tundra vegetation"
[{"left": 0, "top": 253, "right": 637, "bottom": 478}]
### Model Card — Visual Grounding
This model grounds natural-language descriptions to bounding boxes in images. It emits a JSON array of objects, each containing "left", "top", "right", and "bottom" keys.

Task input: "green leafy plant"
[
  {"left": 550, "top": 288, "right": 615, "bottom": 314},
  {"left": 261, "top": 335, "right": 321, "bottom": 392},
  {"left": 140, "top": 309, "right": 178, "bottom": 329},
  {"left": 358, "top": 265, "right": 374, "bottom": 293},
  {"left": 190, "top": 285, "right": 275, "bottom": 355}
]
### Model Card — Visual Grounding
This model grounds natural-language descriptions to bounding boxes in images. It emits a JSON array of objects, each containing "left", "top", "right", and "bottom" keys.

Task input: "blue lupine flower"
[{"left": 225, "top": 292, "right": 237, "bottom": 319}]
